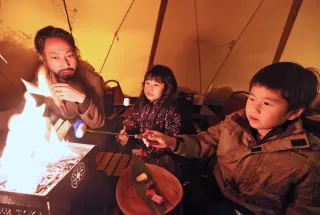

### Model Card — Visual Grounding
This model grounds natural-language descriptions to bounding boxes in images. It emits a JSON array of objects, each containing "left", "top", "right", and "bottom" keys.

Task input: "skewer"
[
  {"left": 75, "top": 122, "right": 143, "bottom": 139},
  {"left": 86, "top": 129, "right": 143, "bottom": 139}
]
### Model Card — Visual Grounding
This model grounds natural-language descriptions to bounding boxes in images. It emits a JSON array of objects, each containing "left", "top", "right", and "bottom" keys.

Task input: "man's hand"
[
  {"left": 51, "top": 83, "right": 86, "bottom": 103},
  {"left": 142, "top": 130, "right": 177, "bottom": 150}
]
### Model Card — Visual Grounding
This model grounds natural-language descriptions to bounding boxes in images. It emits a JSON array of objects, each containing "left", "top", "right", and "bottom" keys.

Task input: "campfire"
[
  {"left": 0, "top": 70, "right": 96, "bottom": 215},
  {"left": 0, "top": 69, "right": 82, "bottom": 194}
]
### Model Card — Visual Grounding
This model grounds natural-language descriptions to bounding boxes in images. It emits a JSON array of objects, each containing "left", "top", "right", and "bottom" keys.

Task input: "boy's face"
[{"left": 245, "top": 85, "right": 300, "bottom": 138}]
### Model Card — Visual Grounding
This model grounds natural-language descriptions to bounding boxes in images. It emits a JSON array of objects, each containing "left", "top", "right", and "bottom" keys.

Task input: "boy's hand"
[
  {"left": 142, "top": 130, "right": 177, "bottom": 150},
  {"left": 117, "top": 127, "right": 129, "bottom": 145}
]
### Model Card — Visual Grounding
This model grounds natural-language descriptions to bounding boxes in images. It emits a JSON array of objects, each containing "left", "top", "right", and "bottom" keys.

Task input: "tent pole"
[
  {"left": 63, "top": 0, "right": 73, "bottom": 35},
  {"left": 204, "top": 0, "right": 264, "bottom": 99},
  {"left": 99, "top": 1, "right": 135, "bottom": 74},
  {"left": 194, "top": 0, "right": 202, "bottom": 95},
  {"left": 272, "top": 0, "right": 303, "bottom": 63},
  {"left": 147, "top": 0, "right": 168, "bottom": 69}
]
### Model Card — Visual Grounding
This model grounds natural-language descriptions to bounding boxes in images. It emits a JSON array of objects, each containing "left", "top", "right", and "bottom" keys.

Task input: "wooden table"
[{"left": 95, "top": 152, "right": 183, "bottom": 215}]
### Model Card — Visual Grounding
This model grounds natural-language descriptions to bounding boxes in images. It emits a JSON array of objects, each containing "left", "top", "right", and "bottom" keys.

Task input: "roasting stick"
[
  {"left": 86, "top": 129, "right": 143, "bottom": 139},
  {"left": 75, "top": 123, "right": 143, "bottom": 139}
]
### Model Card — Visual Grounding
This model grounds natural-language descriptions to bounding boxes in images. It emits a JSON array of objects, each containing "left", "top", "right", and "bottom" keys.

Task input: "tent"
[
  {"left": 1, "top": 1, "right": 320, "bottom": 213},
  {"left": 0, "top": 0, "right": 319, "bottom": 111}
]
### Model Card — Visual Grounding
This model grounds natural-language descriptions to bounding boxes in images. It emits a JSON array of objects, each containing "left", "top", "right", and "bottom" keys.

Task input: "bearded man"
[{"left": 33, "top": 26, "right": 105, "bottom": 138}]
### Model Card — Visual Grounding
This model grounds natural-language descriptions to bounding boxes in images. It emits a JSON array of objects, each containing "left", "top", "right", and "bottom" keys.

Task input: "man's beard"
[{"left": 55, "top": 68, "right": 76, "bottom": 83}]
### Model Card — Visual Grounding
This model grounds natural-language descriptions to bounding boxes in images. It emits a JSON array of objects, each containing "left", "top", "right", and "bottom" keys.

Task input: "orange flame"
[{"left": 0, "top": 71, "right": 78, "bottom": 193}]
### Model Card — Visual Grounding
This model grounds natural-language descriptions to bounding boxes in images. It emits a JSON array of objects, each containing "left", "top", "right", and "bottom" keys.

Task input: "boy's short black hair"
[{"left": 249, "top": 62, "right": 319, "bottom": 110}]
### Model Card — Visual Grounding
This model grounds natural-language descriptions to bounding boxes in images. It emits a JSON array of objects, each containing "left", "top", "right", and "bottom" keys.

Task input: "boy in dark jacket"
[{"left": 142, "top": 62, "right": 320, "bottom": 215}]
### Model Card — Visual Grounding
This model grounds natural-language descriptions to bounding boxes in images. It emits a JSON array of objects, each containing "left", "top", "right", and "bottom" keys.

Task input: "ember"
[{"left": 36, "top": 156, "right": 82, "bottom": 194}]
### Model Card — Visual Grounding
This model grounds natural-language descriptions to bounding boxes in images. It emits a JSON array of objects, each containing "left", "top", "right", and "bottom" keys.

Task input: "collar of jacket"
[
  {"left": 226, "top": 109, "right": 311, "bottom": 153},
  {"left": 148, "top": 98, "right": 165, "bottom": 106}
]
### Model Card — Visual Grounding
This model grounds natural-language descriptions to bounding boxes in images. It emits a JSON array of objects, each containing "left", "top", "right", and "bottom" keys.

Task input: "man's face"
[
  {"left": 42, "top": 37, "right": 77, "bottom": 81},
  {"left": 245, "top": 85, "right": 293, "bottom": 137}
]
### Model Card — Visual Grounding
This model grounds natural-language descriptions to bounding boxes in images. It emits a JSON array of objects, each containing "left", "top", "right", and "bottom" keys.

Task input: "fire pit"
[
  {"left": 0, "top": 68, "right": 100, "bottom": 214},
  {"left": 0, "top": 142, "right": 96, "bottom": 215}
]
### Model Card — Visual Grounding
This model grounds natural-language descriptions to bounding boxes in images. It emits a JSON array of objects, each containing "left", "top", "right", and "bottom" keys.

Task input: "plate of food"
[{"left": 116, "top": 156, "right": 183, "bottom": 215}]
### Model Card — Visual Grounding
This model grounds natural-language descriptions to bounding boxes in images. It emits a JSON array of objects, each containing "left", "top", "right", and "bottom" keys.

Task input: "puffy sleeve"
[
  {"left": 173, "top": 122, "right": 222, "bottom": 158},
  {"left": 78, "top": 75, "right": 105, "bottom": 129}
]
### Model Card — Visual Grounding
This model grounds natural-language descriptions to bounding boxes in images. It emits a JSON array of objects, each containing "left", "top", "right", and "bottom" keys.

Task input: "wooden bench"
[
  {"left": 96, "top": 152, "right": 133, "bottom": 177},
  {"left": 96, "top": 152, "right": 179, "bottom": 177}
]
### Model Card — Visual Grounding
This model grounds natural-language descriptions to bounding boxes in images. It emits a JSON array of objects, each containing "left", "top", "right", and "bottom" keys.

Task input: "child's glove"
[{"left": 117, "top": 126, "right": 129, "bottom": 145}]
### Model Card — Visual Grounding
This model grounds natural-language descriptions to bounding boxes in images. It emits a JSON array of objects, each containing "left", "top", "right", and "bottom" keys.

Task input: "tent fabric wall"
[
  {"left": 206, "top": 0, "right": 293, "bottom": 104},
  {"left": 281, "top": 0, "right": 320, "bottom": 68},
  {"left": 155, "top": 0, "right": 266, "bottom": 96},
  {"left": 154, "top": 0, "right": 294, "bottom": 105},
  {"left": 0, "top": 0, "right": 319, "bottom": 110},
  {"left": 280, "top": 0, "right": 320, "bottom": 108},
  {"left": 154, "top": 0, "right": 320, "bottom": 108}
]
